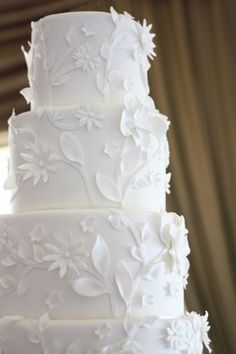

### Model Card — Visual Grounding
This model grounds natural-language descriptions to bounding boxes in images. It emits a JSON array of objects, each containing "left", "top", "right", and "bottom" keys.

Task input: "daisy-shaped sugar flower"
[
  {"left": 18, "top": 142, "right": 59, "bottom": 186},
  {"left": 75, "top": 104, "right": 104, "bottom": 131},
  {"left": 73, "top": 43, "right": 101, "bottom": 72},
  {"left": 187, "top": 311, "right": 212, "bottom": 353},
  {"left": 160, "top": 213, "right": 190, "bottom": 280},
  {"left": 120, "top": 93, "right": 169, "bottom": 146},
  {"left": 133, "top": 19, "right": 156, "bottom": 68},
  {"left": 44, "top": 233, "right": 88, "bottom": 278}
]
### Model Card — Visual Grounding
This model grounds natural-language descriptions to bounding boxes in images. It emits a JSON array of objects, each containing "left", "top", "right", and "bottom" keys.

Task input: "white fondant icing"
[
  {"left": 1, "top": 6, "right": 211, "bottom": 353},
  {"left": 0, "top": 313, "right": 211, "bottom": 354},
  {"left": 0, "top": 209, "right": 186, "bottom": 319},
  {"left": 7, "top": 106, "right": 169, "bottom": 212}
]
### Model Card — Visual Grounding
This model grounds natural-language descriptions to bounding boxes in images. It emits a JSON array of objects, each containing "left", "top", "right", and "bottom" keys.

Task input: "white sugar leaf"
[
  {"left": 96, "top": 73, "right": 108, "bottom": 95},
  {"left": 66, "top": 343, "right": 79, "bottom": 354},
  {"left": 26, "top": 327, "right": 39, "bottom": 344},
  {"left": 0, "top": 274, "right": 15, "bottom": 289},
  {"left": 92, "top": 235, "right": 111, "bottom": 277},
  {"left": 1, "top": 255, "right": 17, "bottom": 267},
  {"left": 43, "top": 51, "right": 55, "bottom": 71},
  {"left": 130, "top": 246, "right": 144, "bottom": 263},
  {"left": 142, "top": 262, "right": 165, "bottom": 281},
  {"left": 123, "top": 314, "right": 138, "bottom": 337},
  {"left": 141, "top": 223, "right": 151, "bottom": 242},
  {"left": 17, "top": 240, "right": 29, "bottom": 260},
  {"left": 15, "top": 128, "right": 36, "bottom": 150},
  {"left": 4, "top": 174, "right": 17, "bottom": 190},
  {"left": 115, "top": 262, "right": 133, "bottom": 304},
  {"left": 110, "top": 6, "right": 119, "bottom": 24},
  {"left": 100, "top": 39, "right": 110, "bottom": 59},
  {"left": 17, "top": 276, "right": 29, "bottom": 298},
  {"left": 108, "top": 214, "right": 127, "bottom": 230},
  {"left": 20, "top": 87, "right": 33, "bottom": 104},
  {"left": 72, "top": 277, "right": 108, "bottom": 297},
  {"left": 60, "top": 132, "right": 84, "bottom": 165},
  {"left": 120, "top": 146, "right": 141, "bottom": 175},
  {"left": 38, "top": 313, "right": 50, "bottom": 333},
  {"left": 33, "top": 245, "right": 45, "bottom": 263},
  {"left": 66, "top": 26, "right": 78, "bottom": 45},
  {"left": 52, "top": 74, "right": 68, "bottom": 86},
  {"left": 96, "top": 173, "right": 121, "bottom": 202}
]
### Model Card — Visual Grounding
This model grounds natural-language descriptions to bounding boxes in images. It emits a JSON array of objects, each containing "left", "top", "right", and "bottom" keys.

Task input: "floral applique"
[
  {"left": 45, "top": 291, "right": 62, "bottom": 310},
  {"left": 80, "top": 216, "right": 96, "bottom": 233},
  {"left": 75, "top": 104, "right": 104, "bottom": 131},
  {"left": 94, "top": 322, "right": 112, "bottom": 340},
  {"left": 44, "top": 233, "right": 88, "bottom": 278},
  {"left": 73, "top": 43, "right": 101, "bottom": 72},
  {"left": 18, "top": 142, "right": 59, "bottom": 186}
]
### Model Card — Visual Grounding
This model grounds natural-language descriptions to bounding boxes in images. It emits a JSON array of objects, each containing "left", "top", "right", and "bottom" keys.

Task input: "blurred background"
[{"left": 0, "top": 0, "right": 235, "bottom": 353}]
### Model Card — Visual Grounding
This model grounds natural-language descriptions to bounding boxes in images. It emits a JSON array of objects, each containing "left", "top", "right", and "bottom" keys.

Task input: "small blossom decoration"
[
  {"left": 104, "top": 141, "right": 120, "bottom": 158},
  {"left": 80, "top": 216, "right": 95, "bottom": 233},
  {"left": 18, "top": 142, "right": 59, "bottom": 186},
  {"left": 94, "top": 322, "right": 112, "bottom": 340},
  {"left": 160, "top": 213, "right": 190, "bottom": 281},
  {"left": 44, "top": 233, "right": 88, "bottom": 278},
  {"left": 46, "top": 291, "right": 62, "bottom": 310},
  {"left": 133, "top": 19, "right": 156, "bottom": 69},
  {"left": 75, "top": 104, "right": 104, "bottom": 131},
  {"left": 73, "top": 43, "right": 101, "bottom": 72},
  {"left": 29, "top": 225, "right": 46, "bottom": 243}
]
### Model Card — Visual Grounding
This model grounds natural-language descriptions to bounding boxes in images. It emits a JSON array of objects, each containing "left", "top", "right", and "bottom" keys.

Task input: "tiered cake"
[{"left": 0, "top": 8, "right": 211, "bottom": 354}]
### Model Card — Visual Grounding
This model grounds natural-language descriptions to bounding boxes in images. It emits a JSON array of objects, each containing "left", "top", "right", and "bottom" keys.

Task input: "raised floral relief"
[
  {"left": 94, "top": 322, "right": 112, "bottom": 340},
  {"left": 45, "top": 291, "right": 62, "bottom": 310},
  {"left": 73, "top": 43, "right": 101, "bottom": 72},
  {"left": 133, "top": 19, "right": 156, "bottom": 70},
  {"left": 104, "top": 141, "right": 120, "bottom": 159},
  {"left": 80, "top": 216, "right": 96, "bottom": 233},
  {"left": 29, "top": 225, "right": 47, "bottom": 243},
  {"left": 44, "top": 233, "right": 88, "bottom": 278},
  {"left": 75, "top": 104, "right": 104, "bottom": 130},
  {"left": 166, "top": 311, "right": 211, "bottom": 354},
  {"left": 18, "top": 141, "right": 58, "bottom": 186}
]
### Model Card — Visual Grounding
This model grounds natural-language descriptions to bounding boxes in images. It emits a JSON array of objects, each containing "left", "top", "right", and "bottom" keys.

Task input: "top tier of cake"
[{"left": 22, "top": 9, "right": 155, "bottom": 108}]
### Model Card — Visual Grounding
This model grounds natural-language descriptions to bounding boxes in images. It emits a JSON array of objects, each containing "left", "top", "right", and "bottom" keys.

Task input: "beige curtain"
[{"left": 0, "top": 1, "right": 235, "bottom": 353}]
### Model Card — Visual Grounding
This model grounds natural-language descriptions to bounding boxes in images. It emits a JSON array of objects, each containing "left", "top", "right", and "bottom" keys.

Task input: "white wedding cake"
[{"left": 0, "top": 8, "right": 211, "bottom": 354}]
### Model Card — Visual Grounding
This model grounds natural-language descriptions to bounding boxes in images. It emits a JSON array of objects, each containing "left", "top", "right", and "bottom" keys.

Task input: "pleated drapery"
[{"left": 0, "top": 1, "right": 235, "bottom": 353}]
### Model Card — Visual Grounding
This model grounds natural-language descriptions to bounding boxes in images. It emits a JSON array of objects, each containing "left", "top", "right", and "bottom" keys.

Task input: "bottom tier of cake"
[{"left": 0, "top": 313, "right": 210, "bottom": 354}]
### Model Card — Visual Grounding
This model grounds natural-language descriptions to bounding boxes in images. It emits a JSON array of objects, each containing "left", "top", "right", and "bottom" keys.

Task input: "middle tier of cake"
[
  {"left": 0, "top": 209, "right": 190, "bottom": 319},
  {"left": 7, "top": 105, "right": 170, "bottom": 213}
]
